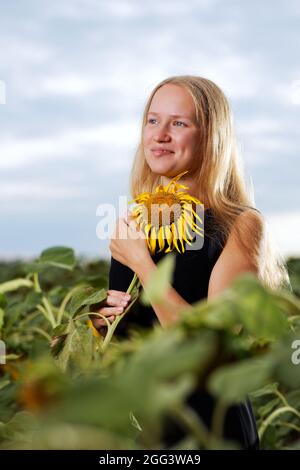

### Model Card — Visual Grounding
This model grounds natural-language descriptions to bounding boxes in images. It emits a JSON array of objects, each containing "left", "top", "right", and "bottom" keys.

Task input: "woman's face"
[{"left": 143, "top": 83, "right": 201, "bottom": 179}]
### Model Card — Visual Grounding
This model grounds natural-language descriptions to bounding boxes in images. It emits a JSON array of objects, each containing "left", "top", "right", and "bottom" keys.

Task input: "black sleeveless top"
[{"left": 108, "top": 208, "right": 259, "bottom": 450}]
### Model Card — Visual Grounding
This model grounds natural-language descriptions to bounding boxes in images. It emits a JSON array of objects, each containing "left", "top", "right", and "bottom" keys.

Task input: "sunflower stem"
[{"left": 101, "top": 273, "right": 141, "bottom": 354}]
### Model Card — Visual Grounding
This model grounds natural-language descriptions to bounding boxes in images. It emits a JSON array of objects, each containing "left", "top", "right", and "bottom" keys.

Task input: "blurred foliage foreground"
[{"left": 0, "top": 247, "right": 300, "bottom": 450}]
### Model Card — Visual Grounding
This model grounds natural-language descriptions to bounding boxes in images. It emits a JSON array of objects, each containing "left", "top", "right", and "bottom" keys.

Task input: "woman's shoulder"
[
  {"left": 204, "top": 205, "right": 264, "bottom": 255},
  {"left": 217, "top": 206, "right": 264, "bottom": 274},
  {"left": 232, "top": 206, "right": 264, "bottom": 238},
  {"left": 206, "top": 205, "right": 263, "bottom": 228}
]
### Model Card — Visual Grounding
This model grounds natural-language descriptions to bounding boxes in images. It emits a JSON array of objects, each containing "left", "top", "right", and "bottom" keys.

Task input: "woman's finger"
[
  {"left": 93, "top": 314, "right": 116, "bottom": 328},
  {"left": 99, "top": 306, "right": 125, "bottom": 317},
  {"left": 106, "top": 295, "right": 129, "bottom": 308},
  {"left": 107, "top": 290, "right": 131, "bottom": 300}
]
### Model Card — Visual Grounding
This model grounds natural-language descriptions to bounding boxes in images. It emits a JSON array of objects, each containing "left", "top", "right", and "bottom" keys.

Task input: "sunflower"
[{"left": 129, "top": 170, "right": 204, "bottom": 254}]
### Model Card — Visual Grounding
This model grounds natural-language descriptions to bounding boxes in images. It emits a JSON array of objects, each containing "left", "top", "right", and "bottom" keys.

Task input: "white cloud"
[
  {"left": 266, "top": 211, "right": 300, "bottom": 257},
  {"left": 0, "top": 182, "right": 84, "bottom": 201},
  {"left": 0, "top": 121, "right": 139, "bottom": 169},
  {"left": 0, "top": 37, "right": 53, "bottom": 69},
  {"left": 0, "top": 0, "right": 299, "bottom": 258},
  {"left": 236, "top": 117, "right": 282, "bottom": 135},
  {"left": 197, "top": 55, "right": 262, "bottom": 100},
  {"left": 41, "top": 75, "right": 102, "bottom": 96},
  {"left": 44, "top": 0, "right": 218, "bottom": 21}
]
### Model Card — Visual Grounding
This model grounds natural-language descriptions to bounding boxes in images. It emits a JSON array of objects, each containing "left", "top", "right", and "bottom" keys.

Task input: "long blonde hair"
[{"left": 129, "top": 75, "right": 291, "bottom": 292}]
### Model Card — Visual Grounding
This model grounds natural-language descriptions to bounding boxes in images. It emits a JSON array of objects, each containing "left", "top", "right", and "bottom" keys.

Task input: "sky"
[{"left": 0, "top": 0, "right": 299, "bottom": 262}]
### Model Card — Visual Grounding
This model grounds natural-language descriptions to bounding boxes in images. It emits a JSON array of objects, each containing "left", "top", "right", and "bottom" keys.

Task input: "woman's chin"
[{"left": 147, "top": 160, "right": 175, "bottom": 175}]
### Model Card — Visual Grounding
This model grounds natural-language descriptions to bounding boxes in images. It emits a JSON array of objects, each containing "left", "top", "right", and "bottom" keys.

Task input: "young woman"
[{"left": 91, "top": 75, "right": 290, "bottom": 449}]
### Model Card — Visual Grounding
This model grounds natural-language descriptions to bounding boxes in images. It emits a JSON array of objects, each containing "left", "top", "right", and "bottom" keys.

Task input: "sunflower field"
[{"left": 0, "top": 246, "right": 300, "bottom": 450}]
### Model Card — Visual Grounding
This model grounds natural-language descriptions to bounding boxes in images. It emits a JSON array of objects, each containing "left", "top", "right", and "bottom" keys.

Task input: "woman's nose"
[{"left": 154, "top": 124, "right": 171, "bottom": 142}]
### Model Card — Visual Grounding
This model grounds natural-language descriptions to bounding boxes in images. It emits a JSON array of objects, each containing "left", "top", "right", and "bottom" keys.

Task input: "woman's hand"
[
  {"left": 91, "top": 290, "right": 131, "bottom": 328},
  {"left": 109, "top": 215, "right": 151, "bottom": 273}
]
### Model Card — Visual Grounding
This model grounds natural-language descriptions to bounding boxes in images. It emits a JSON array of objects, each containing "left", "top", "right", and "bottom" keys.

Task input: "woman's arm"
[
  {"left": 135, "top": 258, "right": 191, "bottom": 329},
  {"left": 208, "top": 209, "right": 263, "bottom": 299}
]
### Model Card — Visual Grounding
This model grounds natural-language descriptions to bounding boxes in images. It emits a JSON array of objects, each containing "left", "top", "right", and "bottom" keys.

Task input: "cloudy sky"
[{"left": 0, "top": 0, "right": 299, "bottom": 262}]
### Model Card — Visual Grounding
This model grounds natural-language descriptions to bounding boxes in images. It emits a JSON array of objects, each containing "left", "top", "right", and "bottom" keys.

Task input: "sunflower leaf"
[{"left": 140, "top": 254, "right": 176, "bottom": 305}]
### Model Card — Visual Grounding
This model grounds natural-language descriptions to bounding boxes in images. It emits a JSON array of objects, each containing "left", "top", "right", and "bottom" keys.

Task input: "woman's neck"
[{"left": 160, "top": 174, "right": 208, "bottom": 207}]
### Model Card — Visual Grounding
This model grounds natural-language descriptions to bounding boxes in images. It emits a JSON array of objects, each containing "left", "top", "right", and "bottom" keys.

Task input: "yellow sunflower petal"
[
  {"left": 191, "top": 208, "right": 203, "bottom": 224},
  {"left": 184, "top": 210, "right": 199, "bottom": 231},
  {"left": 128, "top": 194, "right": 150, "bottom": 204},
  {"left": 176, "top": 216, "right": 188, "bottom": 248},
  {"left": 180, "top": 195, "right": 202, "bottom": 205},
  {"left": 149, "top": 227, "right": 157, "bottom": 254},
  {"left": 184, "top": 225, "right": 194, "bottom": 243},
  {"left": 164, "top": 170, "right": 189, "bottom": 192},
  {"left": 171, "top": 223, "right": 182, "bottom": 253},
  {"left": 136, "top": 214, "right": 143, "bottom": 224},
  {"left": 181, "top": 216, "right": 194, "bottom": 243},
  {"left": 157, "top": 225, "right": 165, "bottom": 252},
  {"left": 175, "top": 183, "right": 189, "bottom": 190},
  {"left": 176, "top": 221, "right": 186, "bottom": 252},
  {"left": 155, "top": 185, "right": 165, "bottom": 193},
  {"left": 144, "top": 223, "right": 152, "bottom": 238},
  {"left": 192, "top": 226, "right": 204, "bottom": 236},
  {"left": 87, "top": 319, "right": 101, "bottom": 337},
  {"left": 164, "top": 225, "right": 173, "bottom": 250}
]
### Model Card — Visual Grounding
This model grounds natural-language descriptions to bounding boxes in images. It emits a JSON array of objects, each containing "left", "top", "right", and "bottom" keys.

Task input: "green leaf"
[
  {"left": 68, "top": 286, "right": 107, "bottom": 316},
  {"left": 0, "top": 308, "right": 4, "bottom": 331},
  {"left": 250, "top": 382, "right": 279, "bottom": 398},
  {"left": 257, "top": 397, "right": 280, "bottom": 419},
  {"left": 0, "top": 380, "right": 10, "bottom": 391},
  {"left": 181, "top": 296, "right": 238, "bottom": 331},
  {"left": 0, "top": 278, "right": 33, "bottom": 294},
  {"left": 25, "top": 246, "right": 76, "bottom": 273},
  {"left": 39, "top": 247, "right": 76, "bottom": 270},
  {"left": 54, "top": 372, "right": 194, "bottom": 441},
  {"left": 231, "top": 274, "right": 291, "bottom": 340},
  {"left": 272, "top": 333, "right": 300, "bottom": 389},
  {"left": 23, "top": 291, "right": 43, "bottom": 311},
  {"left": 208, "top": 357, "right": 272, "bottom": 404},
  {"left": 54, "top": 320, "right": 94, "bottom": 372},
  {"left": 181, "top": 274, "right": 291, "bottom": 341},
  {"left": 129, "top": 411, "right": 143, "bottom": 432},
  {"left": 140, "top": 253, "right": 176, "bottom": 305},
  {"left": 66, "top": 324, "right": 94, "bottom": 371},
  {"left": 125, "top": 328, "right": 217, "bottom": 383},
  {"left": 4, "top": 354, "right": 21, "bottom": 361},
  {"left": 18, "top": 422, "right": 138, "bottom": 450},
  {"left": 3, "top": 291, "right": 43, "bottom": 333},
  {"left": 50, "top": 322, "right": 73, "bottom": 358},
  {"left": 0, "top": 411, "right": 37, "bottom": 443},
  {"left": 52, "top": 323, "right": 72, "bottom": 338},
  {"left": 0, "top": 293, "right": 7, "bottom": 309},
  {"left": 54, "top": 320, "right": 76, "bottom": 372}
]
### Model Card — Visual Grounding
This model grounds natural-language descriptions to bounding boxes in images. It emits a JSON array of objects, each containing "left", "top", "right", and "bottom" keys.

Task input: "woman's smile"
[{"left": 151, "top": 149, "right": 174, "bottom": 157}]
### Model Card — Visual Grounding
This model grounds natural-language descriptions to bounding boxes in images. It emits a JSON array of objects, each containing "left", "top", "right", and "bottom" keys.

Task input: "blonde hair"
[{"left": 129, "top": 75, "right": 291, "bottom": 292}]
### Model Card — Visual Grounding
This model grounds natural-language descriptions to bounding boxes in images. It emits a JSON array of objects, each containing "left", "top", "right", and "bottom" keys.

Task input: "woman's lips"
[{"left": 151, "top": 149, "right": 174, "bottom": 156}]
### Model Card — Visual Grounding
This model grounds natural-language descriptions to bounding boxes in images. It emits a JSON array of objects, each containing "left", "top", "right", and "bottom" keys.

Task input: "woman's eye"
[{"left": 147, "top": 118, "right": 186, "bottom": 127}]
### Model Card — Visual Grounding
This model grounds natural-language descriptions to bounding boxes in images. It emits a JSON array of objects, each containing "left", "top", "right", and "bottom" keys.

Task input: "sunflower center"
[{"left": 142, "top": 192, "right": 182, "bottom": 230}]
